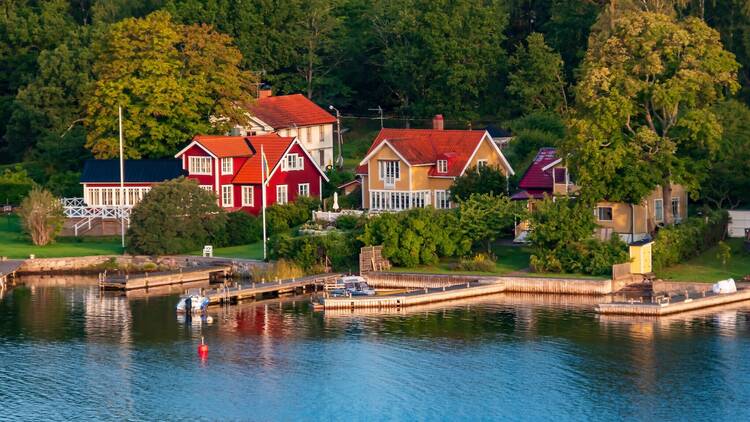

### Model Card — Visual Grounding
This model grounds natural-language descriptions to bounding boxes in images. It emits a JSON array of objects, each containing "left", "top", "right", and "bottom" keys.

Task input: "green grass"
[
  {"left": 657, "top": 238, "right": 750, "bottom": 283},
  {"left": 192, "top": 241, "right": 264, "bottom": 260},
  {"left": 338, "top": 122, "right": 380, "bottom": 173},
  {"left": 0, "top": 214, "right": 123, "bottom": 259}
]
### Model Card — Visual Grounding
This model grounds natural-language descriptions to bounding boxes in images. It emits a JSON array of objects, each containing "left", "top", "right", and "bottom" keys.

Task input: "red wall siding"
[
  {"left": 266, "top": 143, "right": 322, "bottom": 205},
  {"left": 180, "top": 145, "right": 215, "bottom": 189}
]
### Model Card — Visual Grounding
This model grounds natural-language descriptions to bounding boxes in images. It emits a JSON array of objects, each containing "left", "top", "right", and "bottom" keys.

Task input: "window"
[
  {"left": 221, "top": 185, "right": 233, "bottom": 207},
  {"left": 477, "top": 160, "right": 488, "bottom": 171},
  {"left": 200, "top": 185, "right": 213, "bottom": 192},
  {"left": 221, "top": 158, "right": 233, "bottom": 175},
  {"left": 369, "top": 190, "right": 430, "bottom": 211},
  {"left": 671, "top": 197, "right": 680, "bottom": 220},
  {"left": 597, "top": 206, "right": 613, "bottom": 221},
  {"left": 435, "top": 190, "right": 451, "bottom": 209},
  {"left": 319, "top": 126, "right": 325, "bottom": 142},
  {"left": 298, "top": 183, "right": 310, "bottom": 197},
  {"left": 437, "top": 160, "right": 448, "bottom": 174},
  {"left": 306, "top": 127, "right": 312, "bottom": 143},
  {"left": 189, "top": 156, "right": 212, "bottom": 175},
  {"left": 277, "top": 185, "right": 288, "bottom": 205},
  {"left": 654, "top": 199, "right": 664, "bottom": 222},
  {"left": 282, "top": 153, "right": 304, "bottom": 171},
  {"left": 241, "top": 186, "right": 254, "bottom": 206},
  {"left": 378, "top": 160, "right": 400, "bottom": 184}
]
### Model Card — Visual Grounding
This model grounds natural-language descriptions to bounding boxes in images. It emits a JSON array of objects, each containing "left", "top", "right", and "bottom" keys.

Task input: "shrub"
[
  {"left": 126, "top": 178, "right": 227, "bottom": 255},
  {"left": 450, "top": 165, "right": 508, "bottom": 201},
  {"left": 224, "top": 211, "right": 261, "bottom": 246},
  {"left": 335, "top": 214, "right": 363, "bottom": 230},
  {"left": 0, "top": 165, "right": 36, "bottom": 205},
  {"left": 16, "top": 187, "right": 65, "bottom": 246},
  {"left": 269, "top": 231, "right": 360, "bottom": 272},
  {"left": 266, "top": 196, "right": 320, "bottom": 235},
  {"left": 456, "top": 253, "right": 497, "bottom": 272},
  {"left": 250, "top": 259, "right": 305, "bottom": 282},
  {"left": 360, "top": 207, "right": 470, "bottom": 267},
  {"left": 457, "top": 193, "right": 523, "bottom": 251},
  {"left": 652, "top": 210, "right": 729, "bottom": 270}
]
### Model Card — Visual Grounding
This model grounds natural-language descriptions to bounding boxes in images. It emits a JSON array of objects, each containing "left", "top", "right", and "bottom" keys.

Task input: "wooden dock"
[
  {"left": 99, "top": 265, "right": 232, "bottom": 290},
  {"left": 0, "top": 259, "right": 24, "bottom": 286},
  {"left": 319, "top": 280, "right": 506, "bottom": 310},
  {"left": 206, "top": 273, "right": 340, "bottom": 305},
  {"left": 595, "top": 288, "right": 750, "bottom": 316}
]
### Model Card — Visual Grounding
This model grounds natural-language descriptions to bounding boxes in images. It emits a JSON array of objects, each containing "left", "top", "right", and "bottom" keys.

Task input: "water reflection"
[{"left": 2, "top": 277, "right": 750, "bottom": 420}]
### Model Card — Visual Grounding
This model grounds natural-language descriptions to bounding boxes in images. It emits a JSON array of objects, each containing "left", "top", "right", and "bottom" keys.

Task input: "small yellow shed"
[{"left": 629, "top": 240, "right": 654, "bottom": 275}]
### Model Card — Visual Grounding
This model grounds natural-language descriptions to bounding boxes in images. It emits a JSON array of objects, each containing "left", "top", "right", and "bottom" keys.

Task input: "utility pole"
[
  {"left": 369, "top": 106, "right": 384, "bottom": 129},
  {"left": 329, "top": 105, "right": 343, "bottom": 168}
]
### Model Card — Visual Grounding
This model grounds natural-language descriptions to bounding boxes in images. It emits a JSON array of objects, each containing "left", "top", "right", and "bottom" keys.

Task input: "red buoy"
[{"left": 198, "top": 336, "right": 209, "bottom": 358}]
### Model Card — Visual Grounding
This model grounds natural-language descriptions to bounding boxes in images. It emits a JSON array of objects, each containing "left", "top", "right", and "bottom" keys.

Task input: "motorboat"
[
  {"left": 329, "top": 276, "right": 376, "bottom": 297},
  {"left": 176, "top": 292, "right": 209, "bottom": 314}
]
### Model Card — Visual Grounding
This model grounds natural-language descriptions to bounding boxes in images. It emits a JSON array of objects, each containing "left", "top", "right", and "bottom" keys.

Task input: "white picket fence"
[
  {"left": 312, "top": 209, "right": 364, "bottom": 223},
  {"left": 61, "top": 198, "right": 131, "bottom": 236}
]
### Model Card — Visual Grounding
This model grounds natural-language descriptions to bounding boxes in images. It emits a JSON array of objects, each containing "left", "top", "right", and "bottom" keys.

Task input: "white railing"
[
  {"left": 62, "top": 197, "right": 132, "bottom": 236},
  {"left": 313, "top": 210, "right": 365, "bottom": 223}
]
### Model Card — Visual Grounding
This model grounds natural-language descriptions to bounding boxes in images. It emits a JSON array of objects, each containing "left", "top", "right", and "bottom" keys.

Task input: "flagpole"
[
  {"left": 261, "top": 145, "right": 267, "bottom": 261},
  {"left": 118, "top": 106, "right": 125, "bottom": 249}
]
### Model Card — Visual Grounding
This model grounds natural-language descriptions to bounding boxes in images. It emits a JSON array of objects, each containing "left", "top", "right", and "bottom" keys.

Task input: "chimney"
[
  {"left": 258, "top": 84, "right": 273, "bottom": 99},
  {"left": 432, "top": 114, "right": 444, "bottom": 130}
]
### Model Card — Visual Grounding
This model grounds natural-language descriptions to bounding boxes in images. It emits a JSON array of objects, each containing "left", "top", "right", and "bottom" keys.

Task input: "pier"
[
  {"left": 595, "top": 288, "right": 750, "bottom": 316},
  {"left": 99, "top": 265, "right": 232, "bottom": 290},
  {"left": 206, "top": 274, "right": 340, "bottom": 304},
  {"left": 319, "top": 280, "right": 506, "bottom": 310},
  {"left": 0, "top": 259, "right": 24, "bottom": 287}
]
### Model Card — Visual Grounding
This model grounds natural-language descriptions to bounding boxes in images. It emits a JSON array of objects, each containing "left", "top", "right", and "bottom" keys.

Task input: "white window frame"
[
  {"left": 200, "top": 185, "right": 213, "bottom": 192},
  {"left": 241, "top": 186, "right": 254, "bottom": 206},
  {"left": 221, "top": 185, "right": 233, "bottom": 207},
  {"left": 298, "top": 183, "right": 310, "bottom": 197},
  {"left": 597, "top": 206, "right": 613, "bottom": 222},
  {"left": 434, "top": 190, "right": 451, "bottom": 209},
  {"left": 277, "top": 185, "right": 288, "bottom": 205},
  {"left": 189, "top": 156, "right": 212, "bottom": 175},
  {"left": 476, "top": 160, "right": 488, "bottom": 171},
  {"left": 654, "top": 198, "right": 664, "bottom": 222},
  {"left": 378, "top": 160, "right": 400, "bottom": 187},
  {"left": 281, "top": 153, "right": 304, "bottom": 171},
  {"left": 671, "top": 197, "right": 680, "bottom": 220},
  {"left": 221, "top": 158, "right": 233, "bottom": 175},
  {"left": 437, "top": 160, "right": 448, "bottom": 174}
]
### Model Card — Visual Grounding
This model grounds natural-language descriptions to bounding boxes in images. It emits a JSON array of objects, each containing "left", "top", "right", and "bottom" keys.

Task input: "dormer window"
[
  {"left": 437, "top": 160, "right": 448, "bottom": 174},
  {"left": 281, "top": 153, "right": 304, "bottom": 171}
]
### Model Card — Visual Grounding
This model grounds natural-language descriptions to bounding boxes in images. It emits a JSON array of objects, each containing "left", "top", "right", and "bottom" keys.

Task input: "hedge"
[
  {"left": 652, "top": 210, "right": 729, "bottom": 270},
  {"left": 269, "top": 231, "right": 360, "bottom": 272}
]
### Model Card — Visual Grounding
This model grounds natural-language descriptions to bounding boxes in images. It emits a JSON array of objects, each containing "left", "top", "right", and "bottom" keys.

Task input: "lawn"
[
  {"left": 338, "top": 119, "right": 379, "bottom": 172},
  {"left": 191, "top": 241, "right": 264, "bottom": 260},
  {"left": 0, "top": 214, "right": 123, "bottom": 259},
  {"left": 657, "top": 238, "right": 750, "bottom": 283}
]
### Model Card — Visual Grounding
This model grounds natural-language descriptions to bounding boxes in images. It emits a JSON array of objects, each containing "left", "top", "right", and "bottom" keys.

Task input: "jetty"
[
  {"left": 206, "top": 274, "right": 340, "bottom": 305},
  {"left": 0, "top": 259, "right": 24, "bottom": 286},
  {"left": 99, "top": 265, "right": 232, "bottom": 290},
  {"left": 318, "top": 280, "right": 506, "bottom": 310},
  {"left": 595, "top": 288, "right": 750, "bottom": 316}
]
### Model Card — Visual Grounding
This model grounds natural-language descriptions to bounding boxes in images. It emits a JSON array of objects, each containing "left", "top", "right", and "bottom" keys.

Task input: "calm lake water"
[{"left": 2, "top": 277, "right": 750, "bottom": 421}]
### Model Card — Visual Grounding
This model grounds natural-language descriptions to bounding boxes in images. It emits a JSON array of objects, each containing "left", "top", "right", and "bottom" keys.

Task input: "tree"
[
  {"left": 565, "top": 11, "right": 739, "bottom": 224},
  {"left": 457, "top": 193, "right": 522, "bottom": 252},
  {"left": 85, "top": 11, "right": 256, "bottom": 159},
  {"left": 0, "top": 165, "right": 36, "bottom": 205},
  {"left": 126, "top": 178, "right": 227, "bottom": 255},
  {"left": 450, "top": 166, "right": 508, "bottom": 201},
  {"left": 507, "top": 32, "right": 568, "bottom": 115},
  {"left": 701, "top": 100, "right": 750, "bottom": 209},
  {"left": 17, "top": 187, "right": 65, "bottom": 246},
  {"left": 505, "top": 111, "right": 566, "bottom": 181}
]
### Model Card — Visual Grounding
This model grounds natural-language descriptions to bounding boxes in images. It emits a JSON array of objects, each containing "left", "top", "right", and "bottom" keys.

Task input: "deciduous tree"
[{"left": 507, "top": 32, "right": 568, "bottom": 114}]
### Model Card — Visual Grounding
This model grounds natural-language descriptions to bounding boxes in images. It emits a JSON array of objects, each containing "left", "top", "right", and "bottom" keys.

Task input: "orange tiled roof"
[
  {"left": 248, "top": 94, "right": 336, "bottom": 128},
  {"left": 356, "top": 129, "right": 487, "bottom": 177},
  {"left": 232, "top": 136, "right": 296, "bottom": 184},
  {"left": 192, "top": 135, "right": 255, "bottom": 158}
]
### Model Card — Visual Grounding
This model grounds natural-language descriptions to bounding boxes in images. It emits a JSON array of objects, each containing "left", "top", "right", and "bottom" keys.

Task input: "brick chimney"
[
  {"left": 258, "top": 87, "right": 273, "bottom": 99},
  {"left": 432, "top": 114, "right": 444, "bottom": 130}
]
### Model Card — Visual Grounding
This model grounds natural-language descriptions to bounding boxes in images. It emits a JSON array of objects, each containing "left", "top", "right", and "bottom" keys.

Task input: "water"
[{"left": 2, "top": 277, "right": 750, "bottom": 421}]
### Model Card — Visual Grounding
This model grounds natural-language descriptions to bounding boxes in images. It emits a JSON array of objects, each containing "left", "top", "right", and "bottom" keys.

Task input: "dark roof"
[
  {"left": 518, "top": 148, "right": 559, "bottom": 190},
  {"left": 484, "top": 124, "right": 512, "bottom": 138},
  {"left": 80, "top": 159, "right": 186, "bottom": 183}
]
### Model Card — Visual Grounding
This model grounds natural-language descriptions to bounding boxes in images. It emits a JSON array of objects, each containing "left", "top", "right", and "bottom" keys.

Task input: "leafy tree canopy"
[
  {"left": 508, "top": 32, "right": 568, "bottom": 115},
  {"left": 85, "top": 11, "right": 257, "bottom": 159},
  {"left": 450, "top": 166, "right": 508, "bottom": 202}
]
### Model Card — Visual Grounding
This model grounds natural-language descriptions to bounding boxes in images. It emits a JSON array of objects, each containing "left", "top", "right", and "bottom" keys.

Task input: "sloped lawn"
[{"left": 657, "top": 238, "right": 750, "bottom": 283}]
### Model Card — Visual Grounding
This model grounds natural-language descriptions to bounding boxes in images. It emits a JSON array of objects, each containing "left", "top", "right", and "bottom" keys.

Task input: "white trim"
[
  {"left": 276, "top": 184, "right": 288, "bottom": 205},
  {"left": 459, "top": 132, "right": 515, "bottom": 176},
  {"left": 188, "top": 156, "right": 213, "bottom": 175},
  {"left": 319, "top": 176, "right": 323, "bottom": 201},
  {"left": 541, "top": 158, "right": 563, "bottom": 172},
  {"left": 221, "top": 157, "right": 233, "bottom": 175},
  {"left": 221, "top": 185, "right": 233, "bottom": 207},
  {"left": 437, "top": 159, "right": 448, "bottom": 174},
  {"left": 298, "top": 183, "right": 310, "bottom": 197},
  {"left": 596, "top": 206, "right": 613, "bottom": 222},
  {"left": 358, "top": 140, "right": 413, "bottom": 168},
  {"left": 214, "top": 158, "right": 220, "bottom": 203},
  {"left": 654, "top": 198, "right": 664, "bottom": 222},
  {"left": 241, "top": 185, "right": 254, "bottom": 206},
  {"left": 264, "top": 137, "right": 329, "bottom": 185},
  {"left": 174, "top": 140, "right": 218, "bottom": 159}
]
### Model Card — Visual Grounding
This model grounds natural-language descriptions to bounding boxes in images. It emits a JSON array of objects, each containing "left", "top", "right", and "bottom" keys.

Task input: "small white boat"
[{"left": 176, "top": 293, "right": 209, "bottom": 314}]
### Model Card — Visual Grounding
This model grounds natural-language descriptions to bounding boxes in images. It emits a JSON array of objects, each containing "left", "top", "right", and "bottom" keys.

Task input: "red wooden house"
[{"left": 175, "top": 134, "right": 328, "bottom": 214}]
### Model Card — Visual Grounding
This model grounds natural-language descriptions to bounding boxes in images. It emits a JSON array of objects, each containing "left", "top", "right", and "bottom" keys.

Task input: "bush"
[
  {"left": 458, "top": 193, "right": 523, "bottom": 251},
  {"left": 269, "top": 231, "right": 360, "bottom": 272},
  {"left": 456, "top": 253, "right": 497, "bottom": 272},
  {"left": 527, "top": 197, "right": 628, "bottom": 276},
  {"left": 250, "top": 259, "right": 305, "bottom": 282},
  {"left": 126, "top": 178, "right": 226, "bottom": 255},
  {"left": 16, "top": 187, "right": 65, "bottom": 246},
  {"left": 652, "top": 210, "right": 729, "bottom": 270},
  {"left": 266, "top": 196, "right": 320, "bottom": 235},
  {"left": 0, "top": 165, "right": 36, "bottom": 205},
  {"left": 450, "top": 166, "right": 508, "bottom": 201},
  {"left": 360, "top": 207, "right": 470, "bottom": 267},
  {"left": 335, "top": 214, "right": 363, "bottom": 230},
  {"left": 223, "top": 211, "right": 261, "bottom": 246}
]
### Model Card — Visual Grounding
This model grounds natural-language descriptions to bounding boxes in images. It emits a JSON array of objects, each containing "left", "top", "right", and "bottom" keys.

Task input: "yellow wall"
[
  {"left": 366, "top": 144, "right": 411, "bottom": 191},
  {"left": 595, "top": 184, "right": 688, "bottom": 236},
  {"left": 466, "top": 138, "right": 511, "bottom": 176}
]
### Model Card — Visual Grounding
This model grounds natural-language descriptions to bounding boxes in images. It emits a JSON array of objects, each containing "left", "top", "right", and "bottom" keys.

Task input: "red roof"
[
  {"left": 356, "top": 129, "right": 490, "bottom": 177},
  {"left": 233, "top": 135, "right": 295, "bottom": 184},
  {"left": 517, "top": 148, "right": 560, "bottom": 190},
  {"left": 248, "top": 94, "right": 336, "bottom": 129},
  {"left": 191, "top": 135, "right": 255, "bottom": 158}
]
